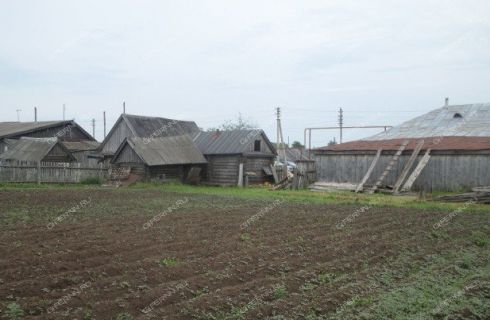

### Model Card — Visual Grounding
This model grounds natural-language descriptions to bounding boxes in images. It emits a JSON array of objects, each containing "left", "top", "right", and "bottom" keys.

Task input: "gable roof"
[
  {"left": 123, "top": 114, "right": 199, "bottom": 137},
  {"left": 99, "top": 114, "right": 200, "bottom": 153},
  {"left": 367, "top": 103, "right": 490, "bottom": 141},
  {"left": 0, "top": 120, "right": 94, "bottom": 140},
  {"left": 192, "top": 130, "right": 277, "bottom": 155},
  {"left": 0, "top": 137, "right": 76, "bottom": 162},
  {"left": 112, "top": 135, "right": 207, "bottom": 166}
]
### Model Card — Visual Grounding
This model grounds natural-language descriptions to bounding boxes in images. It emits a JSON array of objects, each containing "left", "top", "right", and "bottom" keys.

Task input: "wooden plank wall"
[
  {"left": 101, "top": 120, "right": 132, "bottom": 155},
  {"left": 0, "top": 160, "right": 108, "bottom": 183},
  {"left": 71, "top": 151, "right": 102, "bottom": 167},
  {"left": 244, "top": 156, "right": 274, "bottom": 184},
  {"left": 314, "top": 152, "right": 490, "bottom": 191},
  {"left": 149, "top": 165, "right": 184, "bottom": 182},
  {"left": 206, "top": 155, "right": 240, "bottom": 185}
]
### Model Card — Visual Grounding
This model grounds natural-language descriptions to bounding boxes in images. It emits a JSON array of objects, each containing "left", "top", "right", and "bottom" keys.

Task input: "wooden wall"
[
  {"left": 101, "top": 120, "right": 132, "bottom": 155},
  {"left": 244, "top": 156, "right": 274, "bottom": 184},
  {"left": 44, "top": 144, "right": 74, "bottom": 162},
  {"left": 205, "top": 155, "right": 240, "bottom": 185},
  {"left": 314, "top": 151, "right": 490, "bottom": 192},
  {"left": 243, "top": 134, "right": 275, "bottom": 154},
  {"left": 149, "top": 165, "right": 184, "bottom": 182},
  {"left": 71, "top": 151, "right": 101, "bottom": 168}
]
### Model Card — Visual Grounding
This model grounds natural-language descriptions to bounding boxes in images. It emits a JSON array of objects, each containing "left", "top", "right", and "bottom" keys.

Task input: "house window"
[
  {"left": 453, "top": 113, "right": 463, "bottom": 119},
  {"left": 254, "top": 140, "right": 261, "bottom": 152}
]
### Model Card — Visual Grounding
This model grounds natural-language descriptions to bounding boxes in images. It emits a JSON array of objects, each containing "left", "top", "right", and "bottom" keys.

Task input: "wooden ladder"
[
  {"left": 368, "top": 140, "right": 410, "bottom": 194},
  {"left": 393, "top": 140, "right": 425, "bottom": 194},
  {"left": 356, "top": 149, "right": 382, "bottom": 193},
  {"left": 401, "top": 149, "right": 431, "bottom": 192}
]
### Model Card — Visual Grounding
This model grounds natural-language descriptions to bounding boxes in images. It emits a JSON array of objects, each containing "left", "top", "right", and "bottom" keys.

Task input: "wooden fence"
[{"left": 0, "top": 160, "right": 108, "bottom": 184}]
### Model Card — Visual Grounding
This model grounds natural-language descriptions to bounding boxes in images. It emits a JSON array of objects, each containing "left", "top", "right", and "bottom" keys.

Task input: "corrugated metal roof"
[
  {"left": 0, "top": 137, "right": 71, "bottom": 161},
  {"left": 192, "top": 130, "right": 276, "bottom": 155},
  {"left": 0, "top": 121, "right": 70, "bottom": 138},
  {"left": 114, "top": 135, "right": 207, "bottom": 166},
  {"left": 122, "top": 114, "right": 200, "bottom": 138},
  {"left": 367, "top": 103, "right": 490, "bottom": 140},
  {"left": 62, "top": 140, "right": 100, "bottom": 151},
  {"left": 316, "top": 136, "right": 490, "bottom": 152}
]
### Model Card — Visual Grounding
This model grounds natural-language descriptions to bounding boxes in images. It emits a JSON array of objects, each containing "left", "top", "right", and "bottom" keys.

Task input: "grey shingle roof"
[
  {"left": 0, "top": 137, "right": 74, "bottom": 162},
  {"left": 113, "top": 135, "right": 207, "bottom": 166},
  {"left": 62, "top": 140, "right": 100, "bottom": 151},
  {"left": 192, "top": 130, "right": 276, "bottom": 155},
  {"left": 122, "top": 114, "right": 200, "bottom": 138},
  {"left": 0, "top": 121, "right": 69, "bottom": 138},
  {"left": 367, "top": 103, "right": 490, "bottom": 140}
]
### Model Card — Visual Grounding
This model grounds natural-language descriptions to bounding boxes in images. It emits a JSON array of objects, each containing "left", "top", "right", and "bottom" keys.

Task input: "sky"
[{"left": 1, "top": 0, "right": 489, "bottom": 146}]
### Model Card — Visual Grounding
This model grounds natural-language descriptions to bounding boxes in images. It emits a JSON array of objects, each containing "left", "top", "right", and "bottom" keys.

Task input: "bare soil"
[{"left": 0, "top": 188, "right": 488, "bottom": 319}]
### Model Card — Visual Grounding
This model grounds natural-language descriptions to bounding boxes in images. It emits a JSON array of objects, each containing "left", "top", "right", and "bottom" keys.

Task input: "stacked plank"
[
  {"left": 309, "top": 182, "right": 358, "bottom": 192},
  {"left": 436, "top": 187, "right": 490, "bottom": 204}
]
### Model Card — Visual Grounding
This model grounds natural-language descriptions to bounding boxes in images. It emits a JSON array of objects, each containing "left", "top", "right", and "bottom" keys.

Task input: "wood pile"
[
  {"left": 271, "top": 177, "right": 291, "bottom": 190},
  {"left": 308, "top": 182, "right": 358, "bottom": 192},
  {"left": 435, "top": 187, "right": 490, "bottom": 204}
]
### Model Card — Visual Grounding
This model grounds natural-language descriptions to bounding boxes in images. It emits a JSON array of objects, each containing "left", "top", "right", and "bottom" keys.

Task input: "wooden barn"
[
  {"left": 0, "top": 120, "right": 95, "bottom": 155},
  {"left": 0, "top": 137, "right": 76, "bottom": 163},
  {"left": 313, "top": 103, "right": 490, "bottom": 192},
  {"left": 98, "top": 114, "right": 200, "bottom": 162},
  {"left": 62, "top": 141, "right": 101, "bottom": 167},
  {"left": 111, "top": 135, "right": 207, "bottom": 182},
  {"left": 193, "top": 130, "right": 277, "bottom": 186}
]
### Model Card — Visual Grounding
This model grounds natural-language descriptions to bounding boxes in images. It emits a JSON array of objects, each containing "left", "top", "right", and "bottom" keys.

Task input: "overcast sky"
[{"left": 1, "top": 0, "right": 489, "bottom": 146}]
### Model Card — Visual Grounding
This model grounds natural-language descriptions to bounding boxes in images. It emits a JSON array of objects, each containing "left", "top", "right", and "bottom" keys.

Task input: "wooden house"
[
  {"left": 193, "top": 130, "right": 277, "bottom": 185},
  {"left": 0, "top": 137, "right": 76, "bottom": 163},
  {"left": 111, "top": 135, "right": 207, "bottom": 182},
  {"left": 0, "top": 120, "right": 95, "bottom": 154},
  {"left": 98, "top": 114, "right": 200, "bottom": 161}
]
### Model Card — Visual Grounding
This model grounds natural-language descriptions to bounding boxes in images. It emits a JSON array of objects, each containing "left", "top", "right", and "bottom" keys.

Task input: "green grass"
[
  {"left": 332, "top": 248, "right": 490, "bottom": 320},
  {"left": 1, "top": 181, "right": 489, "bottom": 212},
  {"left": 129, "top": 183, "right": 490, "bottom": 213},
  {"left": 4, "top": 302, "right": 24, "bottom": 320},
  {"left": 273, "top": 285, "right": 288, "bottom": 300},
  {"left": 158, "top": 257, "right": 180, "bottom": 267}
]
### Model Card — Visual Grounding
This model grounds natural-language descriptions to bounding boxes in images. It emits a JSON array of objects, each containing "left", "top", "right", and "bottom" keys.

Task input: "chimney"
[
  {"left": 445, "top": 97, "right": 449, "bottom": 108},
  {"left": 34, "top": 107, "right": 37, "bottom": 122},
  {"left": 123, "top": 101, "right": 126, "bottom": 114}
]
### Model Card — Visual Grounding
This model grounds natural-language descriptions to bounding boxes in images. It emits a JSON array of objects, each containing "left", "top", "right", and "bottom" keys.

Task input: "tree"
[
  {"left": 208, "top": 113, "right": 257, "bottom": 131},
  {"left": 327, "top": 137, "right": 337, "bottom": 146},
  {"left": 291, "top": 141, "right": 304, "bottom": 148}
]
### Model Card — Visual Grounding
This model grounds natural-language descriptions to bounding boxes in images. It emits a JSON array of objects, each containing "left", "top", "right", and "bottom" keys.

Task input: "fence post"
[{"left": 37, "top": 161, "right": 41, "bottom": 184}]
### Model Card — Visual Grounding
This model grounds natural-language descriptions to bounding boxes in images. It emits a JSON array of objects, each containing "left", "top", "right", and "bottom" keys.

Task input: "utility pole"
[
  {"left": 338, "top": 107, "right": 344, "bottom": 144},
  {"left": 63, "top": 104, "right": 66, "bottom": 120},
  {"left": 276, "top": 107, "right": 288, "bottom": 176},
  {"left": 16, "top": 109, "right": 21, "bottom": 122},
  {"left": 91, "top": 118, "right": 96, "bottom": 139},
  {"left": 276, "top": 107, "right": 280, "bottom": 156},
  {"left": 103, "top": 111, "right": 107, "bottom": 138},
  {"left": 123, "top": 101, "right": 126, "bottom": 114},
  {"left": 34, "top": 107, "right": 37, "bottom": 122}
]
